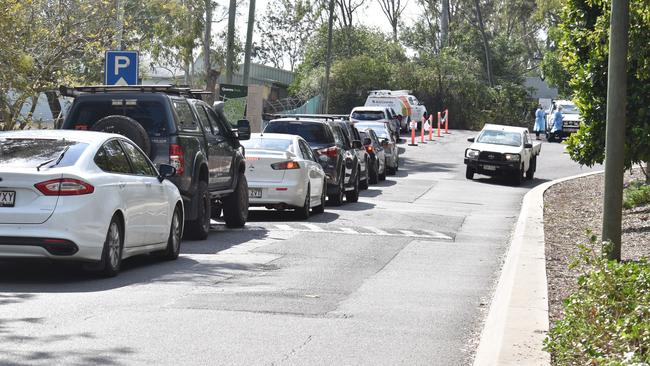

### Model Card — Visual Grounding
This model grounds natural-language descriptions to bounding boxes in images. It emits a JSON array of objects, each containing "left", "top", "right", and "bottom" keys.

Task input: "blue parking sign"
[{"left": 105, "top": 51, "right": 139, "bottom": 85}]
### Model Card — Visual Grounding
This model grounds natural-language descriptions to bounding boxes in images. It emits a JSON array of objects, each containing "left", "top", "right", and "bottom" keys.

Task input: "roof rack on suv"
[
  {"left": 267, "top": 113, "right": 349, "bottom": 121},
  {"left": 59, "top": 85, "right": 212, "bottom": 100}
]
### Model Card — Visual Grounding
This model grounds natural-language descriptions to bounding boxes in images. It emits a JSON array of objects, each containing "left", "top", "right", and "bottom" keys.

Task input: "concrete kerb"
[{"left": 472, "top": 170, "right": 604, "bottom": 366}]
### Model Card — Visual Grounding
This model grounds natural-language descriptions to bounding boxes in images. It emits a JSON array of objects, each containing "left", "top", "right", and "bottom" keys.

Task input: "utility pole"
[
  {"left": 602, "top": 0, "right": 629, "bottom": 261},
  {"left": 440, "top": 0, "right": 449, "bottom": 48},
  {"left": 115, "top": 0, "right": 126, "bottom": 50},
  {"left": 243, "top": 0, "right": 256, "bottom": 85},
  {"left": 225, "top": 0, "right": 237, "bottom": 84},
  {"left": 323, "top": 0, "right": 335, "bottom": 113},
  {"left": 204, "top": 0, "right": 216, "bottom": 102}
]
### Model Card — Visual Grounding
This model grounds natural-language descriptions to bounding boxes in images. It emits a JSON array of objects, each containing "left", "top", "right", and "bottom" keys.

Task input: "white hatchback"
[
  {"left": 241, "top": 133, "right": 326, "bottom": 219},
  {"left": 0, "top": 130, "right": 184, "bottom": 276}
]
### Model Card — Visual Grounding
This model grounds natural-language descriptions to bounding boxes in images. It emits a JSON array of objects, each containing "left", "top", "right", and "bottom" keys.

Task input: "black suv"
[
  {"left": 60, "top": 85, "right": 251, "bottom": 240},
  {"left": 329, "top": 120, "right": 369, "bottom": 191},
  {"left": 262, "top": 118, "right": 350, "bottom": 205}
]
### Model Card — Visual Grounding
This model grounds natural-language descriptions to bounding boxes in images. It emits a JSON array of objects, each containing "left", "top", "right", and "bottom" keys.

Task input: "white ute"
[{"left": 464, "top": 124, "right": 542, "bottom": 185}]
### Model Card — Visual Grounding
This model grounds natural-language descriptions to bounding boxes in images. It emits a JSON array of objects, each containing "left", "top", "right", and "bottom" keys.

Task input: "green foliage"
[
  {"left": 545, "top": 237, "right": 650, "bottom": 365},
  {"left": 623, "top": 180, "right": 650, "bottom": 209},
  {"left": 549, "top": 0, "right": 650, "bottom": 169},
  {"left": 329, "top": 55, "right": 392, "bottom": 113}
]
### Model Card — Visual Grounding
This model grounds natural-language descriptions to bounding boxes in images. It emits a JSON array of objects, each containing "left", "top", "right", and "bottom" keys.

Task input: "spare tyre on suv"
[{"left": 60, "top": 85, "right": 251, "bottom": 240}]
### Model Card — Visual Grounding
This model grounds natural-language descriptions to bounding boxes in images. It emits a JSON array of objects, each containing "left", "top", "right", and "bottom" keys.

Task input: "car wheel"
[
  {"left": 369, "top": 160, "right": 379, "bottom": 184},
  {"left": 97, "top": 217, "right": 123, "bottom": 277},
  {"left": 223, "top": 173, "right": 249, "bottom": 228},
  {"left": 526, "top": 157, "right": 536, "bottom": 180},
  {"left": 379, "top": 159, "right": 387, "bottom": 181},
  {"left": 312, "top": 180, "right": 327, "bottom": 214},
  {"left": 185, "top": 181, "right": 210, "bottom": 240},
  {"left": 465, "top": 166, "right": 474, "bottom": 180},
  {"left": 359, "top": 164, "right": 369, "bottom": 190},
  {"left": 345, "top": 172, "right": 360, "bottom": 203},
  {"left": 160, "top": 206, "right": 182, "bottom": 260},
  {"left": 295, "top": 186, "right": 311, "bottom": 220},
  {"left": 512, "top": 165, "right": 524, "bottom": 186},
  {"left": 328, "top": 170, "right": 345, "bottom": 206}
]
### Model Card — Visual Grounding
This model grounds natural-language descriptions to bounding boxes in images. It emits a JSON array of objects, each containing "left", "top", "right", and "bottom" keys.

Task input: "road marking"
[{"left": 212, "top": 223, "right": 453, "bottom": 241}]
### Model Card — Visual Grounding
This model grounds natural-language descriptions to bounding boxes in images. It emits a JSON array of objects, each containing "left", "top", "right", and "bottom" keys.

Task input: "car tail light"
[
  {"left": 35, "top": 178, "right": 94, "bottom": 196},
  {"left": 318, "top": 146, "right": 338, "bottom": 158},
  {"left": 365, "top": 145, "right": 374, "bottom": 153},
  {"left": 271, "top": 161, "right": 300, "bottom": 170},
  {"left": 169, "top": 144, "right": 185, "bottom": 175}
]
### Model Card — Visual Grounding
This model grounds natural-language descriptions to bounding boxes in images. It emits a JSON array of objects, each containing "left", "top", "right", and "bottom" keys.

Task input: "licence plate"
[
  {"left": 0, "top": 191, "right": 16, "bottom": 207},
  {"left": 483, "top": 165, "right": 497, "bottom": 171},
  {"left": 248, "top": 188, "right": 262, "bottom": 198}
]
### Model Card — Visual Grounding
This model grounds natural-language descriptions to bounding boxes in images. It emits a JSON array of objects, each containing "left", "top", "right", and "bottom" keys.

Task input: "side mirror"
[
  {"left": 467, "top": 137, "right": 475, "bottom": 143},
  {"left": 352, "top": 140, "right": 362, "bottom": 149},
  {"left": 158, "top": 164, "right": 176, "bottom": 182},
  {"left": 524, "top": 143, "right": 533, "bottom": 148},
  {"left": 363, "top": 137, "right": 372, "bottom": 146},
  {"left": 236, "top": 119, "right": 251, "bottom": 140}
]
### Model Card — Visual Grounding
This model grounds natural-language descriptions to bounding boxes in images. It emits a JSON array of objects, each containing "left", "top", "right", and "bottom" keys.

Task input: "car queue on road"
[{"left": 0, "top": 85, "right": 403, "bottom": 277}]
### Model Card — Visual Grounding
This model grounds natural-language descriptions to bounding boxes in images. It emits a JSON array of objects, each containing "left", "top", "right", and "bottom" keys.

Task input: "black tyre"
[
  {"left": 512, "top": 165, "right": 524, "bottom": 186},
  {"left": 369, "top": 160, "right": 379, "bottom": 184},
  {"left": 379, "top": 159, "right": 387, "bottom": 181},
  {"left": 91, "top": 115, "right": 151, "bottom": 156},
  {"left": 526, "top": 157, "right": 536, "bottom": 180},
  {"left": 359, "top": 164, "right": 369, "bottom": 190},
  {"left": 211, "top": 205, "right": 222, "bottom": 220},
  {"left": 328, "top": 171, "right": 345, "bottom": 206},
  {"left": 161, "top": 206, "right": 182, "bottom": 260},
  {"left": 223, "top": 173, "right": 249, "bottom": 228},
  {"left": 185, "top": 181, "right": 210, "bottom": 240},
  {"left": 312, "top": 180, "right": 327, "bottom": 214},
  {"left": 295, "top": 186, "right": 311, "bottom": 220},
  {"left": 346, "top": 172, "right": 360, "bottom": 203},
  {"left": 98, "top": 217, "right": 123, "bottom": 277},
  {"left": 466, "top": 166, "right": 474, "bottom": 180}
]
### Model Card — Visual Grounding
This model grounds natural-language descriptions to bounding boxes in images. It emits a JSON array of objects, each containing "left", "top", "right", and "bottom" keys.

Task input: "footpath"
[{"left": 472, "top": 171, "right": 602, "bottom": 366}]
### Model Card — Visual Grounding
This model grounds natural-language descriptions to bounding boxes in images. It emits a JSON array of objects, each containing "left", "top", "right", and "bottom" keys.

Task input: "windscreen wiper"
[{"left": 36, "top": 146, "right": 70, "bottom": 171}]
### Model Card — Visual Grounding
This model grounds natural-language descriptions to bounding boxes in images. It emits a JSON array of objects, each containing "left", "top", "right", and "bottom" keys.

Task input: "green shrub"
[
  {"left": 623, "top": 181, "right": 650, "bottom": 209},
  {"left": 544, "top": 239, "right": 650, "bottom": 365}
]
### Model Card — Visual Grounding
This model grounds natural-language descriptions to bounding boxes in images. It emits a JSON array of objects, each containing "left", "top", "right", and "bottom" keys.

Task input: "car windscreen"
[
  {"left": 477, "top": 130, "right": 521, "bottom": 147},
  {"left": 264, "top": 121, "right": 334, "bottom": 145},
  {"left": 355, "top": 123, "right": 389, "bottom": 138},
  {"left": 67, "top": 99, "right": 169, "bottom": 136},
  {"left": 0, "top": 138, "right": 88, "bottom": 169},
  {"left": 351, "top": 111, "right": 385, "bottom": 121},
  {"left": 559, "top": 104, "right": 579, "bottom": 114},
  {"left": 241, "top": 137, "right": 293, "bottom": 152}
]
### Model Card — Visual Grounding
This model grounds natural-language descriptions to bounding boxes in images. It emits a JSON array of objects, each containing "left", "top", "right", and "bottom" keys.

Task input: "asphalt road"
[{"left": 0, "top": 130, "right": 598, "bottom": 366}]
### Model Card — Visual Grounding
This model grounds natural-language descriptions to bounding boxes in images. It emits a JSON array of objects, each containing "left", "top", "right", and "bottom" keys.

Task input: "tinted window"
[
  {"left": 204, "top": 108, "right": 221, "bottom": 135},
  {"left": 95, "top": 140, "right": 132, "bottom": 174},
  {"left": 351, "top": 111, "right": 385, "bottom": 121},
  {"left": 264, "top": 121, "right": 334, "bottom": 145},
  {"left": 172, "top": 99, "right": 199, "bottom": 131},
  {"left": 355, "top": 123, "right": 390, "bottom": 139},
  {"left": 330, "top": 125, "right": 346, "bottom": 148},
  {"left": 67, "top": 99, "right": 168, "bottom": 136},
  {"left": 121, "top": 140, "right": 156, "bottom": 176},
  {"left": 0, "top": 138, "right": 88, "bottom": 169},
  {"left": 194, "top": 104, "right": 213, "bottom": 134},
  {"left": 241, "top": 137, "right": 293, "bottom": 151},
  {"left": 299, "top": 140, "right": 314, "bottom": 160}
]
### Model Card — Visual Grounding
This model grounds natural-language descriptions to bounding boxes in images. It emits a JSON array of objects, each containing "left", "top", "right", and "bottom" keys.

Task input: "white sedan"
[
  {"left": 241, "top": 133, "right": 326, "bottom": 219},
  {"left": 0, "top": 130, "right": 184, "bottom": 277}
]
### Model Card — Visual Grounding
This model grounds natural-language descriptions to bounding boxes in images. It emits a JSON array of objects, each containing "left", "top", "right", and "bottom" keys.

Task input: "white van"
[{"left": 364, "top": 90, "right": 427, "bottom": 130}]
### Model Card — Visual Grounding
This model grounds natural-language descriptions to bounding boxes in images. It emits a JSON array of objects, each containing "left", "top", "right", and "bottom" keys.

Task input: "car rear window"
[
  {"left": 241, "top": 137, "right": 293, "bottom": 152},
  {"left": 355, "top": 123, "right": 389, "bottom": 138},
  {"left": 66, "top": 99, "right": 169, "bottom": 136},
  {"left": 351, "top": 111, "right": 385, "bottom": 121},
  {"left": 0, "top": 138, "right": 88, "bottom": 169},
  {"left": 264, "top": 121, "right": 334, "bottom": 145}
]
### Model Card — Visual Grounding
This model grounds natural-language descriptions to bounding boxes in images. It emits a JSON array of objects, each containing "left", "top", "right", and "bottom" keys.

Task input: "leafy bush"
[
  {"left": 623, "top": 181, "right": 650, "bottom": 209},
  {"left": 544, "top": 239, "right": 650, "bottom": 365}
]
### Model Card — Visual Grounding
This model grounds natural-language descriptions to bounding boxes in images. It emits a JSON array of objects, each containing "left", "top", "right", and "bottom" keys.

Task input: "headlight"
[
  {"left": 466, "top": 149, "right": 479, "bottom": 159},
  {"left": 504, "top": 153, "right": 520, "bottom": 162}
]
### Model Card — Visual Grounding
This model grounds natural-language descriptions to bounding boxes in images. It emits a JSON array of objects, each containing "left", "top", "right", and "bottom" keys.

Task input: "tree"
[
  {"left": 254, "top": 0, "right": 321, "bottom": 71},
  {"left": 377, "top": 0, "right": 409, "bottom": 42},
  {"left": 551, "top": 0, "right": 650, "bottom": 178}
]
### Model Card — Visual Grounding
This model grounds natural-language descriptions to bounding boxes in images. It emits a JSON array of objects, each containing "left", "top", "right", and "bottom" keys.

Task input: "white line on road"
[
  {"left": 421, "top": 229, "right": 454, "bottom": 240},
  {"left": 301, "top": 223, "right": 325, "bottom": 232},
  {"left": 275, "top": 224, "right": 293, "bottom": 231},
  {"left": 338, "top": 227, "right": 358, "bottom": 234},
  {"left": 364, "top": 226, "right": 389, "bottom": 235}
]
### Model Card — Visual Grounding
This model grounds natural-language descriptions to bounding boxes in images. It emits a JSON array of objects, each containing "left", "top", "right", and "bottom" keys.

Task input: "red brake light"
[
  {"left": 318, "top": 146, "right": 338, "bottom": 158},
  {"left": 35, "top": 178, "right": 94, "bottom": 196},
  {"left": 271, "top": 161, "right": 300, "bottom": 170},
  {"left": 169, "top": 144, "right": 185, "bottom": 175},
  {"left": 365, "top": 145, "right": 374, "bottom": 153}
]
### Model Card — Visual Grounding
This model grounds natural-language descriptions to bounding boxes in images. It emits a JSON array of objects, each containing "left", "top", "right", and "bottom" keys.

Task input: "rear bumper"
[
  {"left": 0, "top": 236, "right": 78, "bottom": 256},
  {"left": 465, "top": 159, "right": 520, "bottom": 176},
  {"left": 248, "top": 181, "right": 307, "bottom": 208}
]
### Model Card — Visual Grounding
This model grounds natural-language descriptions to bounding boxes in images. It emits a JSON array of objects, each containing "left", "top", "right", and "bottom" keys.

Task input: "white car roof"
[
  {"left": 482, "top": 124, "right": 528, "bottom": 133},
  {"left": 0, "top": 129, "right": 122, "bottom": 147}
]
